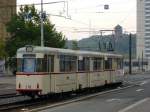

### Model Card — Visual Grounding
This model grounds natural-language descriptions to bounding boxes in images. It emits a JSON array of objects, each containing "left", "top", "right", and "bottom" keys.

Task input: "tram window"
[
  {"left": 36, "top": 55, "right": 54, "bottom": 72},
  {"left": 36, "top": 58, "right": 48, "bottom": 72},
  {"left": 117, "top": 58, "right": 123, "bottom": 69},
  {"left": 104, "top": 58, "right": 112, "bottom": 70},
  {"left": 18, "top": 54, "right": 54, "bottom": 72},
  {"left": 60, "top": 55, "right": 77, "bottom": 72},
  {"left": 78, "top": 57, "right": 90, "bottom": 71},
  {"left": 78, "top": 60, "right": 84, "bottom": 71},
  {"left": 93, "top": 58, "right": 103, "bottom": 71},
  {"left": 60, "top": 57, "right": 65, "bottom": 72},
  {"left": 23, "top": 58, "right": 35, "bottom": 72}
]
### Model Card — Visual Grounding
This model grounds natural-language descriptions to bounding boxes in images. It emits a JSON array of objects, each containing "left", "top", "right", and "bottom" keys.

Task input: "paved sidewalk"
[{"left": 0, "top": 76, "right": 15, "bottom": 85}]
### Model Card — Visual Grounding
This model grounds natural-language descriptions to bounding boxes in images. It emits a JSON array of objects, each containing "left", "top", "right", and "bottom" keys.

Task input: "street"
[{"left": 39, "top": 73, "right": 150, "bottom": 112}]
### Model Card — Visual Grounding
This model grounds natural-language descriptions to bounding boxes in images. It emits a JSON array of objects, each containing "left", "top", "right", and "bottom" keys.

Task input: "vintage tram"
[{"left": 16, "top": 45, "right": 124, "bottom": 97}]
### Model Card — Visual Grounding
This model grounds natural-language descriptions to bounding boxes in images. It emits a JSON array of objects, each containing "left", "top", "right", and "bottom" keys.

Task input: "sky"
[{"left": 17, "top": 0, "right": 136, "bottom": 40}]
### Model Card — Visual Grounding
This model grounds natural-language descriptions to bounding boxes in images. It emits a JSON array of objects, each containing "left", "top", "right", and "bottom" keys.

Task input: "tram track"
[
  {"left": 0, "top": 93, "right": 20, "bottom": 99},
  {"left": 0, "top": 83, "right": 132, "bottom": 112},
  {"left": 0, "top": 76, "right": 148, "bottom": 112},
  {"left": 0, "top": 94, "right": 30, "bottom": 111},
  {"left": 0, "top": 98, "right": 41, "bottom": 112}
]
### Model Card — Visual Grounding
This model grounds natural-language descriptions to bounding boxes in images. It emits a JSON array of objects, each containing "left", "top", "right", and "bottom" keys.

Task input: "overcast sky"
[{"left": 17, "top": 0, "right": 136, "bottom": 40}]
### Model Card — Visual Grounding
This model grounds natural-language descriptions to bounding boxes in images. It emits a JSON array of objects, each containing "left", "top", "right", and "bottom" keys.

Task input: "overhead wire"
[{"left": 0, "top": 1, "right": 140, "bottom": 38}]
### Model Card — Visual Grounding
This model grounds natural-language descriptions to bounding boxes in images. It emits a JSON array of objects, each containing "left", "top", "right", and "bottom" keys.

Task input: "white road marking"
[
  {"left": 28, "top": 85, "right": 136, "bottom": 112},
  {"left": 106, "top": 98, "right": 121, "bottom": 102},
  {"left": 136, "top": 89, "right": 144, "bottom": 92},
  {"left": 118, "top": 98, "right": 150, "bottom": 112},
  {"left": 140, "top": 81, "right": 148, "bottom": 86}
]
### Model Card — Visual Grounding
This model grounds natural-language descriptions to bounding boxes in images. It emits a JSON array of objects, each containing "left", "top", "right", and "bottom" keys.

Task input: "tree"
[
  {"left": 72, "top": 40, "right": 79, "bottom": 50},
  {"left": 0, "top": 39, "right": 7, "bottom": 59},
  {"left": 5, "top": 5, "right": 66, "bottom": 57}
]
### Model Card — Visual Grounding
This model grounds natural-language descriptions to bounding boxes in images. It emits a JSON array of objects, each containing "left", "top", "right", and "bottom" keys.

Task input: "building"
[
  {"left": 137, "top": 0, "right": 150, "bottom": 59},
  {"left": 0, "top": 0, "right": 16, "bottom": 40},
  {"left": 124, "top": 58, "right": 149, "bottom": 73},
  {"left": 114, "top": 24, "right": 123, "bottom": 38}
]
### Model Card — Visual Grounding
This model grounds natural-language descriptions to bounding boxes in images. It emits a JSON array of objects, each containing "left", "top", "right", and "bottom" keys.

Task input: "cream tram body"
[{"left": 16, "top": 46, "right": 124, "bottom": 96}]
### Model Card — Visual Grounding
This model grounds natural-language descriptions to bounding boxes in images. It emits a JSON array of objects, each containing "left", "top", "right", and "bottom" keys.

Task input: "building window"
[
  {"left": 145, "top": 0, "right": 150, "bottom": 2},
  {"left": 145, "top": 3, "right": 150, "bottom": 6},
  {"left": 145, "top": 54, "right": 150, "bottom": 57},
  {"left": 145, "top": 20, "right": 150, "bottom": 23},
  {"left": 145, "top": 29, "right": 150, "bottom": 31},
  {"left": 145, "top": 50, "right": 150, "bottom": 52},
  {"left": 145, "top": 33, "right": 150, "bottom": 36},
  {"left": 145, "top": 46, "right": 150, "bottom": 48},
  {"left": 145, "top": 41, "right": 150, "bottom": 44},
  {"left": 145, "top": 8, "right": 150, "bottom": 10},
  {"left": 145, "top": 24, "right": 150, "bottom": 27}
]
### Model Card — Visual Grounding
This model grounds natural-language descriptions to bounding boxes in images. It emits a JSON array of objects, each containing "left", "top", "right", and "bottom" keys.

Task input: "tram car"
[{"left": 16, "top": 45, "right": 124, "bottom": 97}]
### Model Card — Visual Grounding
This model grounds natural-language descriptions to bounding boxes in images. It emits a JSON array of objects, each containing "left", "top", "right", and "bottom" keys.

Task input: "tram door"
[
  {"left": 47, "top": 55, "right": 54, "bottom": 92},
  {"left": 48, "top": 56, "right": 51, "bottom": 73},
  {"left": 84, "top": 57, "right": 90, "bottom": 88},
  {"left": 47, "top": 55, "right": 54, "bottom": 73}
]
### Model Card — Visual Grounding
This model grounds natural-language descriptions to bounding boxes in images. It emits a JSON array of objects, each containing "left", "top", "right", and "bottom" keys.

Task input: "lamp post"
[
  {"left": 40, "top": 1, "right": 70, "bottom": 47},
  {"left": 129, "top": 33, "right": 132, "bottom": 74},
  {"left": 41, "top": 0, "right": 44, "bottom": 47}
]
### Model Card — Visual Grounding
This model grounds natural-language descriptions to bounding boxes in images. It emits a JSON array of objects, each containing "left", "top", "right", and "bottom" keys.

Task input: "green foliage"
[
  {"left": 72, "top": 40, "right": 79, "bottom": 50},
  {"left": 0, "top": 39, "right": 7, "bottom": 59},
  {"left": 5, "top": 5, "right": 66, "bottom": 57}
]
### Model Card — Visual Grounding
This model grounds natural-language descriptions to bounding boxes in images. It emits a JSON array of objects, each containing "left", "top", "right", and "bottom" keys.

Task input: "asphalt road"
[
  {"left": 40, "top": 73, "right": 150, "bottom": 112},
  {"left": 0, "top": 76, "right": 16, "bottom": 95}
]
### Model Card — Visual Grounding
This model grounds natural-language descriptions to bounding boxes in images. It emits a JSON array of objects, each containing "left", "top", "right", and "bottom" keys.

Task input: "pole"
[
  {"left": 99, "top": 31, "right": 102, "bottom": 51},
  {"left": 138, "top": 56, "right": 140, "bottom": 70},
  {"left": 142, "top": 50, "right": 144, "bottom": 71},
  {"left": 129, "top": 33, "right": 132, "bottom": 74},
  {"left": 41, "top": 0, "right": 44, "bottom": 47}
]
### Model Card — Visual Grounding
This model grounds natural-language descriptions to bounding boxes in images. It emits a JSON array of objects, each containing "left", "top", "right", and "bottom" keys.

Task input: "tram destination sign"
[{"left": 26, "top": 45, "right": 33, "bottom": 52}]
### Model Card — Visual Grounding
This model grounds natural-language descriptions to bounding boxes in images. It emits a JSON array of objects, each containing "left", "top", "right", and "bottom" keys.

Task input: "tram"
[{"left": 16, "top": 45, "right": 124, "bottom": 97}]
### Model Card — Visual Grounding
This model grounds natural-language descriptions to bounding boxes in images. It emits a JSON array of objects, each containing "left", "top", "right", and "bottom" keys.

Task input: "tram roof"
[{"left": 17, "top": 46, "right": 123, "bottom": 58}]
